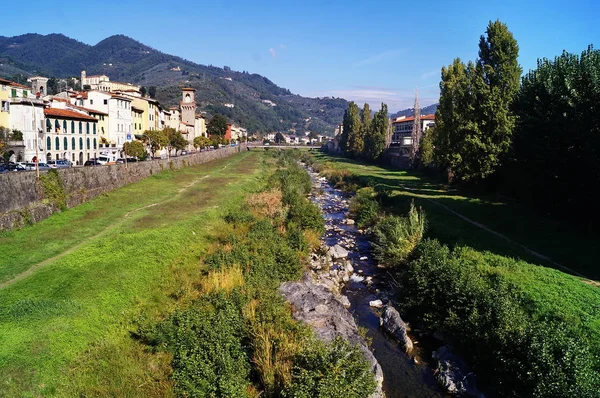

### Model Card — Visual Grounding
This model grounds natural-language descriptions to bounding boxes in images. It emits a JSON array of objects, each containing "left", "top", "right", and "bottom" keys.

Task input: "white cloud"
[
  {"left": 353, "top": 49, "right": 406, "bottom": 68},
  {"left": 318, "top": 87, "right": 439, "bottom": 113},
  {"left": 269, "top": 48, "right": 277, "bottom": 58}
]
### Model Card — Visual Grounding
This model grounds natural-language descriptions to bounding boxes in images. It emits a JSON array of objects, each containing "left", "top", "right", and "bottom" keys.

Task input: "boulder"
[
  {"left": 346, "top": 219, "right": 355, "bottom": 225},
  {"left": 379, "top": 305, "right": 413, "bottom": 353},
  {"left": 432, "top": 346, "right": 483, "bottom": 397},
  {"left": 369, "top": 299, "right": 384, "bottom": 308},
  {"left": 280, "top": 274, "right": 384, "bottom": 397},
  {"left": 328, "top": 244, "right": 349, "bottom": 260}
]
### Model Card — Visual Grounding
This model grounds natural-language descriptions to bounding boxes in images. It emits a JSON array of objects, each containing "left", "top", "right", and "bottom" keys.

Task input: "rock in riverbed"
[
  {"left": 432, "top": 346, "right": 483, "bottom": 397},
  {"left": 379, "top": 305, "right": 413, "bottom": 353},
  {"left": 280, "top": 274, "right": 384, "bottom": 397},
  {"left": 328, "top": 244, "right": 349, "bottom": 260}
]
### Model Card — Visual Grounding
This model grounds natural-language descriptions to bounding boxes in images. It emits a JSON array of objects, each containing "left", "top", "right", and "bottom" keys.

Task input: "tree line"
[
  {"left": 420, "top": 20, "right": 600, "bottom": 228},
  {"left": 339, "top": 102, "right": 389, "bottom": 162}
]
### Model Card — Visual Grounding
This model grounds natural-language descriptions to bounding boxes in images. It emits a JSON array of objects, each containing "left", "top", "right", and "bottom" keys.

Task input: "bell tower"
[{"left": 180, "top": 87, "right": 197, "bottom": 126}]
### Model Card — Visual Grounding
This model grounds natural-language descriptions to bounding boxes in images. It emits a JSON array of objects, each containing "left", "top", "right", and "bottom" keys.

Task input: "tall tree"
[
  {"left": 344, "top": 102, "right": 362, "bottom": 156},
  {"left": 434, "top": 20, "right": 521, "bottom": 182},
  {"left": 351, "top": 103, "right": 371, "bottom": 157},
  {"left": 123, "top": 140, "right": 145, "bottom": 158},
  {"left": 207, "top": 114, "right": 229, "bottom": 136},
  {"left": 363, "top": 103, "right": 389, "bottom": 161}
]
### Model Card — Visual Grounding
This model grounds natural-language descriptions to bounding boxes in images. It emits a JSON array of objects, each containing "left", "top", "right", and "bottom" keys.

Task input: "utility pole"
[{"left": 409, "top": 89, "right": 421, "bottom": 167}]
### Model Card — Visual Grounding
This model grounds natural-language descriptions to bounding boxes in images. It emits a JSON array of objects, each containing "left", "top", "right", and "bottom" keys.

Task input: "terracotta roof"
[
  {"left": 110, "top": 95, "right": 132, "bottom": 101},
  {"left": 0, "top": 77, "right": 29, "bottom": 89},
  {"left": 392, "top": 114, "right": 435, "bottom": 123},
  {"left": 44, "top": 108, "right": 98, "bottom": 121},
  {"left": 70, "top": 104, "right": 108, "bottom": 116},
  {"left": 181, "top": 87, "right": 196, "bottom": 91}
]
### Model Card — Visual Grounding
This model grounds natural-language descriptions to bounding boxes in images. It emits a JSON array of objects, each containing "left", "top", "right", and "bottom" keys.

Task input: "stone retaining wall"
[{"left": 0, "top": 146, "right": 244, "bottom": 230}]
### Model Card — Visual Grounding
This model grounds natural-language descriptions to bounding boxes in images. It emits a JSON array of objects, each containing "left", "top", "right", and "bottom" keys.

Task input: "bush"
[
  {"left": 372, "top": 202, "right": 425, "bottom": 267},
  {"left": 144, "top": 293, "right": 251, "bottom": 397},
  {"left": 348, "top": 187, "right": 380, "bottom": 228},
  {"left": 283, "top": 337, "right": 377, "bottom": 398},
  {"left": 398, "top": 239, "right": 600, "bottom": 397}
]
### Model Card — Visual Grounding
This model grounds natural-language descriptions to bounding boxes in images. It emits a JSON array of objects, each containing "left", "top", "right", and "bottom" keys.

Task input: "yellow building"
[{"left": 132, "top": 106, "right": 144, "bottom": 136}]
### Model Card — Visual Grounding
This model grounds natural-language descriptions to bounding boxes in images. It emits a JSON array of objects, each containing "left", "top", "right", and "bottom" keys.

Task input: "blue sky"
[{"left": 2, "top": 0, "right": 598, "bottom": 111}]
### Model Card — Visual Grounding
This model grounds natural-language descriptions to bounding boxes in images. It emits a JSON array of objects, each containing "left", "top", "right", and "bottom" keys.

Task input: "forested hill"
[
  {"left": 390, "top": 103, "right": 438, "bottom": 119},
  {"left": 0, "top": 33, "right": 348, "bottom": 134}
]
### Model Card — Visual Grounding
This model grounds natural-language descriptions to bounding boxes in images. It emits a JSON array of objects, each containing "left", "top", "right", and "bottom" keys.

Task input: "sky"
[{"left": 2, "top": 0, "right": 598, "bottom": 112}]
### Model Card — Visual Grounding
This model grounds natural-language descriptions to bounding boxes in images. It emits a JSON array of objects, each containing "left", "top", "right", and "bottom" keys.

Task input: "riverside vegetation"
[
  {"left": 307, "top": 152, "right": 600, "bottom": 398},
  {"left": 138, "top": 149, "right": 377, "bottom": 397},
  {"left": 0, "top": 150, "right": 375, "bottom": 397}
]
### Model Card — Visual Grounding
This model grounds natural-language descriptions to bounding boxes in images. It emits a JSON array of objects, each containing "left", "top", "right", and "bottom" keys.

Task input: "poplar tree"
[
  {"left": 363, "top": 103, "right": 388, "bottom": 161},
  {"left": 351, "top": 103, "right": 371, "bottom": 157},
  {"left": 343, "top": 102, "right": 362, "bottom": 155},
  {"left": 434, "top": 20, "right": 521, "bottom": 182}
]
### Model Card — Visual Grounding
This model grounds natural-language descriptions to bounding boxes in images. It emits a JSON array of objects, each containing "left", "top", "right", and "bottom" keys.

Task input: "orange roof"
[
  {"left": 181, "top": 87, "right": 196, "bottom": 91},
  {"left": 0, "top": 77, "right": 29, "bottom": 89},
  {"left": 70, "top": 104, "right": 108, "bottom": 116},
  {"left": 392, "top": 114, "right": 435, "bottom": 123},
  {"left": 44, "top": 108, "right": 98, "bottom": 121}
]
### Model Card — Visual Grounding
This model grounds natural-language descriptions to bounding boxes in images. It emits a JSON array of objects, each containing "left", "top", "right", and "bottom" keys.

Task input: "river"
[{"left": 307, "top": 167, "right": 446, "bottom": 398}]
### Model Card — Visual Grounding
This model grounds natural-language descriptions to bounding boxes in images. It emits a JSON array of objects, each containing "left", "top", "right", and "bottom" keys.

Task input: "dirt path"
[{"left": 0, "top": 162, "right": 232, "bottom": 290}]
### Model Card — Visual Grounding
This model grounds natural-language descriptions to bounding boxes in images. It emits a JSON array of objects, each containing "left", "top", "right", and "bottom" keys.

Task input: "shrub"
[
  {"left": 40, "top": 169, "right": 67, "bottom": 210},
  {"left": 283, "top": 337, "right": 377, "bottom": 398},
  {"left": 372, "top": 202, "right": 425, "bottom": 267},
  {"left": 348, "top": 187, "right": 380, "bottom": 228},
  {"left": 144, "top": 293, "right": 251, "bottom": 397},
  {"left": 398, "top": 239, "right": 600, "bottom": 397}
]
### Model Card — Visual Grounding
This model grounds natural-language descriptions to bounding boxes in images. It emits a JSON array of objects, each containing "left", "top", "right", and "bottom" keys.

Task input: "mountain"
[
  {"left": 390, "top": 103, "right": 438, "bottom": 119},
  {"left": 0, "top": 34, "right": 348, "bottom": 134}
]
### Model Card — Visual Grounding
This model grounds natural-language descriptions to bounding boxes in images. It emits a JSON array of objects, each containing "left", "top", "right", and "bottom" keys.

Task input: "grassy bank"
[
  {"left": 308, "top": 152, "right": 600, "bottom": 397},
  {"left": 139, "top": 149, "right": 376, "bottom": 397},
  {"left": 0, "top": 152, "right": 266, "bottom": 396}
]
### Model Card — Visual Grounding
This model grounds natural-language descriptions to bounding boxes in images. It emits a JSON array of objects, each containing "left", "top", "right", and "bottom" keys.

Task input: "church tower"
[{"left": 180, "top": 87, "right": 197, "bottom": 126}]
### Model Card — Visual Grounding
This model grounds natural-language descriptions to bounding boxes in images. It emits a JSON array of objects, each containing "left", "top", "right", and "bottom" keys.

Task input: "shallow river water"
[{"left": 308, "top": 167, "right": 446, "bottom": 398}]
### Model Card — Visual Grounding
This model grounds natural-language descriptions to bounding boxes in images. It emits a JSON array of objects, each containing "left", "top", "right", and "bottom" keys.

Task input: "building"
[
  {"left": 390, "top": 114, "right": 435, "bottom": 156},
  {"left": 43, "top": 107, "right": 99, "bottom": 164},
  {"left": 1, "top": 77, "right": 45, "bottom": 162},
  {"left": 80, "top": 71, "right": 140, "bottom": 94},
  {"left": 230, "top": 125, "right": 247, "bottom": 142},
  {"left": 27, "top": 76, "right": 49, "bottom": 97}
]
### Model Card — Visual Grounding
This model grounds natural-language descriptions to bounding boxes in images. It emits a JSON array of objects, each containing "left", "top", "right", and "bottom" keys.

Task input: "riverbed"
[{"left": 308, "top": 167, "right": 446, "bottom": 398}]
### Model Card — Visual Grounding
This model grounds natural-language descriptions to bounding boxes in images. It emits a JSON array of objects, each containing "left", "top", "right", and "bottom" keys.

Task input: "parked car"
[
  {"left": 47, "top": 159, "right": 72, "bottom": 169},
  {"left": 20, "top": 162, "right": 51, "bottom": 171},
  {"left": 84, "top": 159, "right": 102, "bottom": 166},
  {"left": 126, "top": 158, "right": 138, "bottom": 163},
  {"left": 116, "top": 158, "right": 126, "bottom": 164},
  {"left": 3, "top": 163, "right": 27, "bottom": 171}
]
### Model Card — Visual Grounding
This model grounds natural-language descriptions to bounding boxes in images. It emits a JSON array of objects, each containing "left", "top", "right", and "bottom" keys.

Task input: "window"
[
  {"left": 103, "top": 99, "right": 108, "bottom": 105},
  {"left": 1, "top": 101, "right": 8, "bottom": 112},
  {"left": 47, "top": 136, "right": 51, "bottom": 150},
  {"left": 56, "top": 137, "right": 60, "bottom": 150},
  {"left": 55, "top": 119, "right": 60, "bottom": 133},
  {"left": 93, "top": 138, "right": 97, "bottom": 149},
  {"left": 79, "top": 137, "right": 83, "bottom": 150},
  {"left": 63, "top": 120, "right": 67, "bottom": 133},
  {"left": 86, "top": 122, "right": 90, "bottom": 134},
  {"left": 23, "top": 90, "right": 28, "bottom": 98},
  {"left": 64, "top": 137, "right": 68, "bottom": 150},
  {"left": 79, "top": 121, "right": 82, "bottom": 134},
  {"left": 87, "top": 137, "right": 90, "bottom": 150},
  {"left": 93, "top": 123, "right": 96, "bottom": 134},
  {"left": 90, "top": 100, "right": 93, "bottom": 105},
  {"left": 72, "top": 137, "right": 75, "bottom": 150},
  {"left": 11, "top": 89, "right": 17, "bottom": 98},
  {"left": 71, "top": 121, "right": 75, "bottom": 133},
  {"left": 46, "top": 118, "right": 52, "bottom": 133}
]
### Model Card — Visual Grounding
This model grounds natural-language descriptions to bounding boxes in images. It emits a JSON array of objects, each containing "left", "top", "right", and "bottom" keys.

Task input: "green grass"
[
  {"left": 312, "top": 152, "right": 598, "bottom": 280},
  {"left": 0, "top": 151, "right": 266, "bottom": 397}
]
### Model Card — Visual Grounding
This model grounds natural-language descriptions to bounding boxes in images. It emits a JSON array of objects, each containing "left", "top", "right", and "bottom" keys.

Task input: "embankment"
[{"left": 0, "top": 146, "right": 243, "bottom": 230}]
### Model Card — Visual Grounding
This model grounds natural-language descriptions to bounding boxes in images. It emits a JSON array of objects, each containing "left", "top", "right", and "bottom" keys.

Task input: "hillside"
[
  {"left": 390, "top": 103, "right": 438, "bottom": 119},
  {"left": 0, "top": 34, "right": 348, "bottom": 134}
]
